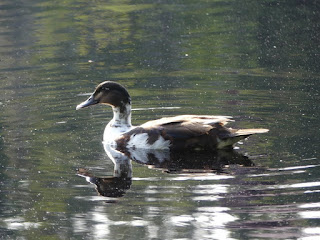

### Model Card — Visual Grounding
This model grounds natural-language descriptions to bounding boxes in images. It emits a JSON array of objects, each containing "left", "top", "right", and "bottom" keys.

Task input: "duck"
[{"left": 76, "top": 81, "right": 269, "bottom": 151}]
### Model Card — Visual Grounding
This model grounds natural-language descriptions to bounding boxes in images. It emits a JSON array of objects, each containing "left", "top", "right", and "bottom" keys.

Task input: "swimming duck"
[{"left": 76, "top": 81, "right": 268, "bottom": 151}]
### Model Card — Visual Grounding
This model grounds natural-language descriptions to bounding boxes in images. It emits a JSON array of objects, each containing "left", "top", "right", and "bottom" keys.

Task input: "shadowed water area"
[{"left": 0, "top": 0, "right": 319, "bottom": 239}]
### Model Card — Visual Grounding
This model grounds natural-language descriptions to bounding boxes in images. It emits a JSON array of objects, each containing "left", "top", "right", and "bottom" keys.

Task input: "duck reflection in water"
[
  {"left": 77, "top": 168, "right": 132, "bottom": 198},
  {"left": 77, "top": 143, "right": 253, "bottom": 198},
  {"left": 77, "top": 145, "right": 132, "bottom": 198}
]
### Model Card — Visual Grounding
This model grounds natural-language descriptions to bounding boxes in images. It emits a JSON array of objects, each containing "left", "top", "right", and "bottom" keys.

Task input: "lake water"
[{"left": 1, "top": 0, "right": 319, "bottom": 239}]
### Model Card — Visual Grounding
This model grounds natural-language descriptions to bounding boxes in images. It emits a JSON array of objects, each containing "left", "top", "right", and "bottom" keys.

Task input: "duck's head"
[{"left": 76, "top": 81, "right": 131, "bottom": 110}]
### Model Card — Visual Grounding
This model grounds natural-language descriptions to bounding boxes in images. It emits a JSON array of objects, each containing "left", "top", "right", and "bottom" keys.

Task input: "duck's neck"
[
  {"left": 109, "top": 103, "right": 132, "bottom": 128},
  {"left": 104, "top": 103, "right": 133, "bottom": 142}
]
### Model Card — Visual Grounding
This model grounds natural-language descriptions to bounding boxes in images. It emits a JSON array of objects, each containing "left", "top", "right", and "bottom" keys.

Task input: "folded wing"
[{"left": 115, "top": 115, "right": 268, "bottom": 150}]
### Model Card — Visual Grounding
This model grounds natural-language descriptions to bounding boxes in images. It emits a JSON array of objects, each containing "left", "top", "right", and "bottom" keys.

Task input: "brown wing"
[
  {"left": 116, "top": 115, "right": 268, "bottom": 151},
  {"left": 116, "top": 116, "right": 231, "bottom": 150}
]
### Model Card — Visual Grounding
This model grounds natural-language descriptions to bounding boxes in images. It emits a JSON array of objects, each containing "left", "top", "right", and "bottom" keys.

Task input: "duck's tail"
[
  {"left": 234, "top": 128, "right": 269, "bottom": 136},
  {"left": 217, "top": 128, "right": 269, "bottom": 149}
]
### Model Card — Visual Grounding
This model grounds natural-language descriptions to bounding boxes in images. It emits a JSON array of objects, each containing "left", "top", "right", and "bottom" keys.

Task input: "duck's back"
[{"left": 139, "top": 115, "right": 233, "bottom": 128}]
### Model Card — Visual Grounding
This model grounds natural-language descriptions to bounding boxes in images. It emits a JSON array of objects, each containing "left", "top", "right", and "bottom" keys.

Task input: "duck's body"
[{"left": 76, "top": 81, "right": 269, "bottom": 151}]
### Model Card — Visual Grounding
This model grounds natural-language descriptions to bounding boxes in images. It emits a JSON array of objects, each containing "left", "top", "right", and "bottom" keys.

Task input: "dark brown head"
[{"left": 76, "top": 81, "right": 131, "bottom": 110}]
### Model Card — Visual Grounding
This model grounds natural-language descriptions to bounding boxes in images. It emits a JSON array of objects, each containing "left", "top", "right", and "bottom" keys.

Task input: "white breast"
[{"left": 103, "top": 123, "right": 133, "bottom": 144}]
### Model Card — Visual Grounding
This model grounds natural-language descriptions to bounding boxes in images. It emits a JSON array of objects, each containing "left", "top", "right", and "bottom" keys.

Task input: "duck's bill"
[{"left": 76, "top": 95, "right": 98, "bottom": 110}]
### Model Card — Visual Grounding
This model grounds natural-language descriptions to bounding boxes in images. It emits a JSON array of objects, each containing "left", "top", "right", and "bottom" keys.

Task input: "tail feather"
[
  {"left": 217, "top": 128, "right": 269, "bottom": 149},
  {"left": 234, "top": 128, "right": 269, "bottom": 136}
]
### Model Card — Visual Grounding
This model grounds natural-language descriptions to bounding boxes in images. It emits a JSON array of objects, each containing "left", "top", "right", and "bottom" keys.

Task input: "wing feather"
[{"left": 140, "top": 115, "right": 233, "bottom": 128}]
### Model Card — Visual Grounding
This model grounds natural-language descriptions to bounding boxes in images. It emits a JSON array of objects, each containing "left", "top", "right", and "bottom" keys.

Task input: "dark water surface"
[{"left": 1, "top": 0, "right": 319, "bottom": 239}]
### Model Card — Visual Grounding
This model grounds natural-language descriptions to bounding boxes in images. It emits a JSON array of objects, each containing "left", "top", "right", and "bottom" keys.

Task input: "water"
[{"left": 0, "top": 0, "right": 319, "bottom": 239}]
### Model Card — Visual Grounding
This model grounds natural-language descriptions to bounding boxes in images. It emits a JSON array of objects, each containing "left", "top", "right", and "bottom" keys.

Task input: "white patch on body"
[{"left": 127, "top": 133, "right": 171, "bottom": 150}]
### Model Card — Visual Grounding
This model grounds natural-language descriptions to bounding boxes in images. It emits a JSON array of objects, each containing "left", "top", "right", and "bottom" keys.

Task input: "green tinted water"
[{"left": 0, "top": 0, "right": 319, "bottom": 239}]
